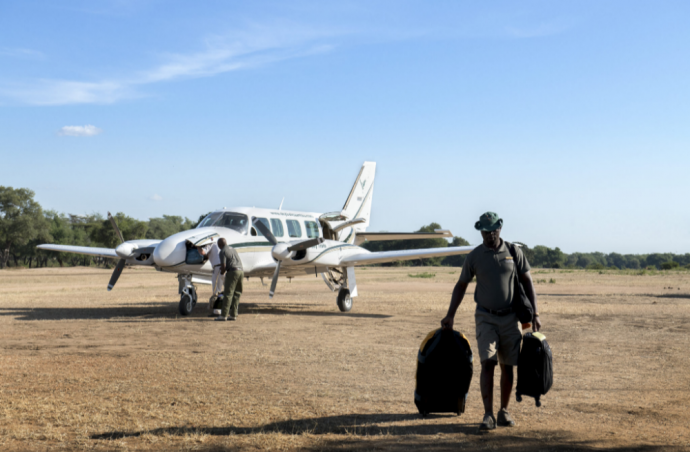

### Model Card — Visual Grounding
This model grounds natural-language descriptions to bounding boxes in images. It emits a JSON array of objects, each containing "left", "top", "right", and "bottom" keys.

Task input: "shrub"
[
  {"left": 661, "top": 261, "right": 680, "bottom": 270},
  {"left": 408, "top": 272, "right": 436, "bottom": 278},
  {"left": 548, "top": 278, "right": 556, "bottom": 284},
  {"left": 586, "top": 263, "right": 605, "bottom": 270}
]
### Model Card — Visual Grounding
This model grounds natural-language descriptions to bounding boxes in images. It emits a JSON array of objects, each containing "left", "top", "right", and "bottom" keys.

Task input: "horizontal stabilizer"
[
  {"left": 339, "top": 245, "right": 475, "bottom": 266},
  {"left": 355, "top": 229, "right": 452, "bottom": 245}
]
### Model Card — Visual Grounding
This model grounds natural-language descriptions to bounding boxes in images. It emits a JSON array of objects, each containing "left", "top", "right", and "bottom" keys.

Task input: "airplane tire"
[
  {"left": 337, "top": 288, "right": 353, "bottom": 312},
  {"left": 179, "top": 293, "right": 194, "bottom": 316}
]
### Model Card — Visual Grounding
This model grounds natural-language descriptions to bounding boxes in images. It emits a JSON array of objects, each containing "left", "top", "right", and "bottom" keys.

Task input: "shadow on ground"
[
  {"left": 91, "top": 413, "right": 681, "bottom": 451},
  {"left": 0, "top": 302, "right": 390, "bottom": 321}
]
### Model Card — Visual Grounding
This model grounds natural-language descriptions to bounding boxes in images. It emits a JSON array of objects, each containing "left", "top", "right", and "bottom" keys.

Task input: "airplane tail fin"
[{"left": 340, "top": 161, "right": 376, "bottom": 234}]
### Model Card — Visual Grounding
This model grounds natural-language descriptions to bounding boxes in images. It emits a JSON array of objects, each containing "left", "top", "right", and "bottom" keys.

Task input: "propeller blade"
[
  {"left": 287, "top": 237, "right": 324, "bottom": 252},
  {"left": 108, "top": 259, "right": 126, "bottom": 291},
  {"left": 269, "top": 260, "right": 281, "bottom": 298},
  {"left": 252, "top": 217, "right": 278, "bottom": 245},
  {"left": 107, "top": 212, "right": 125, "bottom": 244}
]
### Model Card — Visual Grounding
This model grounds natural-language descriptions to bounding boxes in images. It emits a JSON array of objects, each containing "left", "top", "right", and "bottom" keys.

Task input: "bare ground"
[{"left": 1, "top": 266, "right": 689, "bottom": 451}]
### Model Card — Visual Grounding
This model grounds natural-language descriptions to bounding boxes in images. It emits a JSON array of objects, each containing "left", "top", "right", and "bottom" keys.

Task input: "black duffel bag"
[{"left": 414, "top": 328, "right": 473, "bottom": 417}]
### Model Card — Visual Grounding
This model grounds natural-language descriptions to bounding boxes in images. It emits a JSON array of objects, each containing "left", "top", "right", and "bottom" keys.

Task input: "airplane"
[{"left": 37, "top": 162, "right": 476, "bottom": 315}]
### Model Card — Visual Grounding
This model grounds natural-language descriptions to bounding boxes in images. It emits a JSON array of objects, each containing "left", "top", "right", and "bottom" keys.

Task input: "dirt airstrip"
[{"left": 1, "top": 266, "right": 689, "bottom": 451}]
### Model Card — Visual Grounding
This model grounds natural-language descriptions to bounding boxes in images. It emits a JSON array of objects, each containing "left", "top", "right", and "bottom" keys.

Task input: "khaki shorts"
[{"left": 475, "top": 309, "right": 522, "bottom": 366}]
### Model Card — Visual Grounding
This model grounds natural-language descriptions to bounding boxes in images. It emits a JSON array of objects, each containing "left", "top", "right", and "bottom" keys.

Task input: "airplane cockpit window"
[
  {"left": 286, "top": 220, "right": 302, "bottom": 238},
  {"left": 305, "top": 221, "right": 319, "bottom": 239},
  {"left": 197, "top": 212, "right": 222, "bottom": 228},
  {"left": 270, "top": 219, "right": 284, "bottom": 237},
  {"left": 210, "top": 212, "right": 249, "bottom": 234}
]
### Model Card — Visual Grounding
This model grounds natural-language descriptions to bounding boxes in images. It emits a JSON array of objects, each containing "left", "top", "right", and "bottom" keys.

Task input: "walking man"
[
  {"left": 441, "top": 212, "right": 540, "bottom": 432},
  {"left": 199, "top": 238, "right": 223, "bottom": 314},
  {"left": 216, "top": 238, "right": 244, "bottom": 322}
]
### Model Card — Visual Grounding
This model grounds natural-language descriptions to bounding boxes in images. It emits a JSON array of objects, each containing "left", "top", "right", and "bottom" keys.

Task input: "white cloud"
[
  {"left": 0, "top": 47, "right": 45, "bottom": 59},
  {"left": 150, "top": 194, "right": 163, "bottom": 201},
  {"left": 58, "top": 125, "right": 103, "bottom": 137},
  {"left": 2, "top": 24, "right": 338, "bottom": 105}
]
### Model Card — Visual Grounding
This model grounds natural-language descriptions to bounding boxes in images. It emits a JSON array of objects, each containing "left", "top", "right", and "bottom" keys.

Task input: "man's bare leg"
[
  {"left": 499, "top": 364, "right": 514, "bottom": 410},
  {"left": 497, "top": 364, "right": 516, "bottom": 427},
  {"left": 478, "top": 360, "right": 498, "bottom": 430},
  {"left": 480, "top": 360, "right": 497, "bottom": 415}
]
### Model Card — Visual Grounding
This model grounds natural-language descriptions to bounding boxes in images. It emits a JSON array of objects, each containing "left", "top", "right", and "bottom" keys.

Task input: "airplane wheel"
[
  {"left": 337, "top": 288, "right": 353, "bottom": 312},
  {"left": 179, "top": 293, "right": 194, "bottom": 316}
]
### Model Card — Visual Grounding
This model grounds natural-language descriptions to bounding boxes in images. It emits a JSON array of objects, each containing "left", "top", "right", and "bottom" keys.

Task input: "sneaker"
[
  {"left": 213, "top": 309, "right": 221, "bottom": 316},
  {"left": 497, "top": 408, "right": 516, "bottom": 427},
  {"left": 478, "top": 413, "right": 496, "bottom": 432},
  {"left": 214, "top": 316, "right": 227, "bottom": 321}
]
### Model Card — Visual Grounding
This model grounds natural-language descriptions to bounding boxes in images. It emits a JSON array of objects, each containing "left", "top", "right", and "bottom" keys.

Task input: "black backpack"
[
  {"left": 516, "top": 332, "right": 553, "bottom": 407},
  {"left": 414, "top": 328, "right": 473, "bottom": 417}
]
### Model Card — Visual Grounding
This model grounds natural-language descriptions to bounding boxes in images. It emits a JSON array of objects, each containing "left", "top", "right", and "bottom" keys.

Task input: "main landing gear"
[
  {"left": 178, "top": 274, "right": 198, "bottom": 316},
  {"left": 322, "top": 268, "right": 355, "bottom": 312},
  {"left": 337, "top": 288, "right": 353, "bottom": 312}
]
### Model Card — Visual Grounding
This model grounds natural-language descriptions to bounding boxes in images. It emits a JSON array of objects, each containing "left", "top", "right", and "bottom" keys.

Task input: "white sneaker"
[{"left": 213, "top": 309, "right": 221, "bottom": 316}]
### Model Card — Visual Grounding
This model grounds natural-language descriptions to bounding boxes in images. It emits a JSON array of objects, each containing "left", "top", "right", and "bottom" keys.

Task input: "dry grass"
[{"left": 1, "top": 266, "right": 690, "bottom": 451}]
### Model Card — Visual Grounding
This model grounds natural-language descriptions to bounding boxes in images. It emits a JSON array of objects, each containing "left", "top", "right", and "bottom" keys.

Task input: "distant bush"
[
  {"left": 548, "top": 278, "right": 556, "bottom": 284},
  {"left": 408, "top": 272, "right": 436, "bottom": 278},
  {"left": 661, "top": 261, "right": 680, "bottom": 270},
  {"left": 586, "top": 263, "right": 605, "bottom": 270}
]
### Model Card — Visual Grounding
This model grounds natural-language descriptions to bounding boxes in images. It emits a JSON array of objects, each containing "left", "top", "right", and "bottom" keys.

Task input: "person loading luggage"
[
  {"left": 441, "top": 212, "right": 540, "bottom": 432},
  {"left": 216, "top": 238, "right": 244, "bottom": 322},
  {"left": 199, "top": 238, "right": 223, "bottom": 314}
]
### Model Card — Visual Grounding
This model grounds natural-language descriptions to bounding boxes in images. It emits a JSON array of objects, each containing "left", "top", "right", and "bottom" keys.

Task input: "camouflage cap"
[{"left": 475, "top": 212, "right": 503, "bottom": 232}]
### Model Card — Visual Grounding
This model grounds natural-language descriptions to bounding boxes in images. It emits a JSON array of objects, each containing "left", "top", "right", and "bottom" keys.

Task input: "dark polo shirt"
[
  {"left": 459, "top": 239, "right": 530, "bottom": 311},
  {"left": 221, "top": 245, "right": 243, "bottom": 271}
]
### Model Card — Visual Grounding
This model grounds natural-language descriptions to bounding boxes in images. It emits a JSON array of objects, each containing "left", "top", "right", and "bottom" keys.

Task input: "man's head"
[
  {"left": 218, "top": 238, "right": 227, "bottom": 248},
  {"left": 475, "top": 212, "right": 502, "bottom": 248}
]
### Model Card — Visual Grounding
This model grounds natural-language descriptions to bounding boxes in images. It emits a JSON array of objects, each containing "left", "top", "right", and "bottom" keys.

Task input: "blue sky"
[{"left": 1, "top": 1, "right": 688, "bottom": 254}]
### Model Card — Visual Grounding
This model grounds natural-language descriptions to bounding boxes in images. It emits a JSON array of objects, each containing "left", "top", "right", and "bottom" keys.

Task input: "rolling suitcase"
[
  {"left": 414, "top": 328, "right": 473, "bottom": 417},
  {"left": 516, "top": 332, "right": 553, "bottom": 407}
]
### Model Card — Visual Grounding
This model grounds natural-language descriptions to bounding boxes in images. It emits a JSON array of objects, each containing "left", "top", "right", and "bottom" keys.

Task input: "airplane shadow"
[
  {"left": 91, "top": 412, "right": 474, "bottom": 439},
  {"left": 0, "top": 302, "right": 390, "bottom": 321}
]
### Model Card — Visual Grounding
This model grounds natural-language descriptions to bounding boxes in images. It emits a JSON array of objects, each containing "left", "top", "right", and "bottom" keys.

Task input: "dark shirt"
[
  {"left": 221, "top": 245, "right": 243, "bottom": 271},
  {"left": 458, "top": 239, "right": 530, "bottom": 310}
]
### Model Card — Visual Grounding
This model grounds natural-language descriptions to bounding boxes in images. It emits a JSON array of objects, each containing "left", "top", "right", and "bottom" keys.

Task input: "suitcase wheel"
[
  {"left": 516, "top": 393, "right": 522, "bottom": 403},
  {"left": 535, "top": 396, "right": 541, "bottom": 408}
]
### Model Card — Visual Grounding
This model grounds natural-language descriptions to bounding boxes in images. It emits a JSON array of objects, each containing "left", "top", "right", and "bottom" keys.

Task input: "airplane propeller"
[
  {"left": 252, "top": 218, "right": 324, "bottom": 298},
  {"left": 107, "top": 212, "right": 127, "bottom": 291}
]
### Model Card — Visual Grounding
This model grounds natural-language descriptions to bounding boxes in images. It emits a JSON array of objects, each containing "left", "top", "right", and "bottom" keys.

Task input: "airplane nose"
[{"left": 153, "top": 236, "right": 186, "bottom": 267}]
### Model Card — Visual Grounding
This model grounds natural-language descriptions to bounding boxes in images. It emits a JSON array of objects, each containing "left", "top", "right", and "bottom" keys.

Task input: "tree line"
[
  {"left": 2, "top": 186, "right": 688, "bottom": 270},
  {"left": 0, "top": 186, "right": 200, "bottom": 269}
]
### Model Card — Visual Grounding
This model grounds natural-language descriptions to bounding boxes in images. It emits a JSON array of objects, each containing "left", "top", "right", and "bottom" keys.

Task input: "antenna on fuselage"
[{"left": 278, "top": 197, "right": 284, "bottom": 211}]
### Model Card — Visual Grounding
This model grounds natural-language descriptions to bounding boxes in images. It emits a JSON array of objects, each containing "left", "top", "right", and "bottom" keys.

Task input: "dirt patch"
[{"left": 1, "top": 267, "right": 689, "bottom": 451}]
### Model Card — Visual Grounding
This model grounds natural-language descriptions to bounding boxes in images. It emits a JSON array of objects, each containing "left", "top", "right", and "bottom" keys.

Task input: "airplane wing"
[
  {"left": 37, "top": 244, "right": 119, "bottom": 259},
  {"left": 339, "top": 245, "right": 476, "bottom": 266}
]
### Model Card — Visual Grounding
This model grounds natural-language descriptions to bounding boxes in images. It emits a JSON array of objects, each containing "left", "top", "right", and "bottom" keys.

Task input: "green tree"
[
  {"left": 146, "top": 215, "right": 194, "bottom": 239},
  {"left": 0, "top": 187, "right": 49, "bottom": 269},
  {"left": 442, "top": 236, "right": 471, "bottom": 267},
  {"left": 90, "top": 212, "right": 148, "bottom": 248}
]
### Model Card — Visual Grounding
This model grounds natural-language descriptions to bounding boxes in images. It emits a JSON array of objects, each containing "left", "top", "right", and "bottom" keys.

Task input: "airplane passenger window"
[
  {"left": 286, "top": 220, "right": 302, "bottom": 238},
  {"left": 210, "top": 212, "right": 249, "bottom": 234},
  {"left": 270, "top": 219, "right": 284, "bottom": 237},
  {"left": 305, "top": 221, "right": 319, "bottom": 239},
  {"left": 254, "top": 218, "right": 270, "bottom": 237},
  {"left": 197, "top": 212, "right": 222, "bottom": 228}
]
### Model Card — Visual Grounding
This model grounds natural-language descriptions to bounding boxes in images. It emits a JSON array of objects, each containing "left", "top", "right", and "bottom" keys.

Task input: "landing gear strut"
[{"left": 178, "top": 274, "right": 198, "bottom": 316}]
